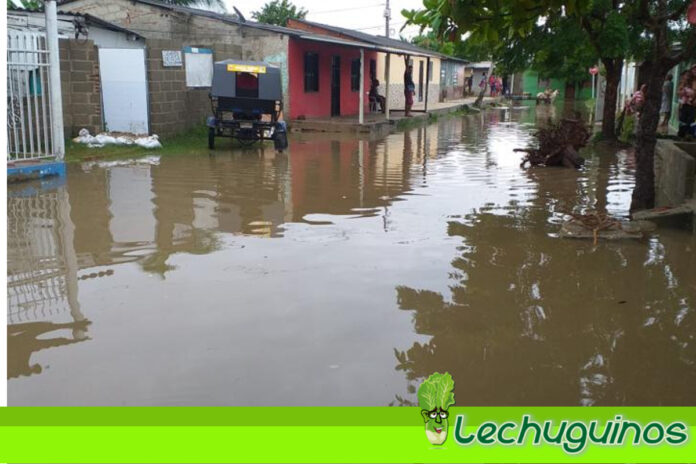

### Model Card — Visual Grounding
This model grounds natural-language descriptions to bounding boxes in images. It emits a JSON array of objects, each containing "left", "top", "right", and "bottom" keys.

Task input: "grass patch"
[
  {"left": 65, "top": 125, "right": 276, "bottom": 162},
  {"left": 618, "top": 114, "right": 636, "bottom": 144},
  {"left": 395, "top": 116, "right": 427, "bottom": 131},
  {"left": 394, "top": 104, "right": 482, "bottom": 131},
  {"left": 65, "top": 125, "right": 206, "bottom": 162}
]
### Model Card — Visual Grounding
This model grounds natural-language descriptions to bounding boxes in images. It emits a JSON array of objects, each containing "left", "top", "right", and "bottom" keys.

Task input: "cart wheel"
[{"left": 208, "top": 127, "right": 215, "bottom": 149}]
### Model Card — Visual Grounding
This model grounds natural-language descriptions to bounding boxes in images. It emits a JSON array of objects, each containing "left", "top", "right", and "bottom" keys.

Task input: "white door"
[{"left": 99, "top": 48, "right": 149, "bottom": 134}]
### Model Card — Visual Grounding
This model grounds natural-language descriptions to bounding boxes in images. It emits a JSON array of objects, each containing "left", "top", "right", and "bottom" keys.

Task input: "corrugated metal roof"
[
  {"left": 57, "top": 0, "right": 469, "bottom": 61},
  {"left": 290, "top": 18, "right": 468, "bottom": 62},
  {"left": 8, "top": 8, "right": 145, "bottom": 39},
  {"left": 58, "top": 0, "right": 301, "bottom": 36}
]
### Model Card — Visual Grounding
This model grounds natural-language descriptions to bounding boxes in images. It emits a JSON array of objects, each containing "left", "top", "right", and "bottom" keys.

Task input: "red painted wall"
[{"left": 288, "top": 37, "right": 377, "bottom": 119}]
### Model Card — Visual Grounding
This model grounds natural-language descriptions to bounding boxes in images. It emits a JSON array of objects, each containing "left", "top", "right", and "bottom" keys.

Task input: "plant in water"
[{"left": 619, "top": 114, "right": 635, "bottom": 144}]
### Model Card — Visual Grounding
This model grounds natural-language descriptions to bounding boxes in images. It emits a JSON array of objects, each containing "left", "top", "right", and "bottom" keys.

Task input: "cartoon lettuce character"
[{"left": 418, "top": 372, "right": 455, "bottom": 445}]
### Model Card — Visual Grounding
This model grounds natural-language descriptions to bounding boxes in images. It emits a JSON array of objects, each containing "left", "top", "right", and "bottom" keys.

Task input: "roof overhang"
[{"left": 294, "top": 34, "right": 438, "bottom": 58}]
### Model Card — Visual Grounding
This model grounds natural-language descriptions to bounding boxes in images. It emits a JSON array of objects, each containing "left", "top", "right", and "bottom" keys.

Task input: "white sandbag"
[
  {"left": 94, "top": 134, "right": 118, "bottom": 145},
  {"left": 134, "top": 135, "right": 162, "bottom": 149},
  {"left": 72, "top": 129, "right": 162, "bottom": 149},
  {"left": 73, "top": 128, "right": 97, "bottom": 144},
  {"left": 115, "top": 136, "right": 134, "bottom": 145}
]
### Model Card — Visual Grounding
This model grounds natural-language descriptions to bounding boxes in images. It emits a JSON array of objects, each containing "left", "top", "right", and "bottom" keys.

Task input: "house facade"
[
  {"left": 8, "top": 9, "right": 147, "bottom": 138},
  {"left": 59, "top": 0, "right": 292, "bottom": 136},
  {"left": 439, "top": 58, "right": 467, "bottom": 101},
  {"left": 287, "top": 37, "right": 377, "bottom": 119},
  {"left": 376, "top": 53, "right": 440, "bottom": 109},
  {"left": 519, "top": 70, "right": 595, "bottom": 100},
  {"left": 288, "top": 18, "right": 444, "bottom": 112}
]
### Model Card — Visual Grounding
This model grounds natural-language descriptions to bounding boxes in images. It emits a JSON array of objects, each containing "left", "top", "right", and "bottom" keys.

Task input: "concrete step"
[{"left": 632, "top": 200, "right": 696, "bottom": 220}]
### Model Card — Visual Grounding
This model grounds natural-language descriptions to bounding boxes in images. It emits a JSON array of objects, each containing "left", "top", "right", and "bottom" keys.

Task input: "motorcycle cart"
[{"left": 207, "top": 60, "right": 288, "bottom": 151}]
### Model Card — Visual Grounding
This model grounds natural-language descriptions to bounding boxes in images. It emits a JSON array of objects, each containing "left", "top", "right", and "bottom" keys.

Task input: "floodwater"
[{"left": 8, "top": 104, "right": 696, "bottom": 406}]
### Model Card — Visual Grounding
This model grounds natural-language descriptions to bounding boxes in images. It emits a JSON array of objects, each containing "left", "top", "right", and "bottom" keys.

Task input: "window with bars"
[{"left": 304, "top": 52, "right": 319, "bottom": 92}]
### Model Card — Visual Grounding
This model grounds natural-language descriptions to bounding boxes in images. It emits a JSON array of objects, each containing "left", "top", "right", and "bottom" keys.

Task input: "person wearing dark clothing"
[
  {"left": 404, "top": 64, "right": 415, "bottom": 116},
  {"left": 370, "top": 79, "right": 386, "bottom": 113}
]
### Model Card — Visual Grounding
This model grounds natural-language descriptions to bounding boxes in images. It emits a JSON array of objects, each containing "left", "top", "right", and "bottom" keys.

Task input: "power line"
[
  {"left": 355, "top": 20, "right": 405, "bottom": 31},
  {"left": 309, "top": 3, "right": 385, "bottom": 15}
]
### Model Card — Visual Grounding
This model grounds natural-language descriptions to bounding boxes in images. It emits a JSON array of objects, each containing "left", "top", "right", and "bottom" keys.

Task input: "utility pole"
[{"left": 384, "top": 0, "right": 391, "bottom": 119}]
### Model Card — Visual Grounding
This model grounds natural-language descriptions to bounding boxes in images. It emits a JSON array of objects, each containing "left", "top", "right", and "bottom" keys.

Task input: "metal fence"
[{"left": 7, "top": 29, "right": 55, "bottom": 161}]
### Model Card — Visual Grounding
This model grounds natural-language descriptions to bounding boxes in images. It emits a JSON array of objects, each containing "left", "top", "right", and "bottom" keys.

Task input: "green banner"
[{"left": 0, "top": 407, "right": 694, "bottom": 463}]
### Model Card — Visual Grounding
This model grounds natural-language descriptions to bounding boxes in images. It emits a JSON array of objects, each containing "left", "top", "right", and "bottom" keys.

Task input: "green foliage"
[
  {"left": 402, "top": 0, "right": 555, "bottom": 53},
  {"left": 251, "top": 0, "right": 307, "bottom": 26},
  {"left": 7, "top": 0, "right": 42, "bottom": 10},
  {"left": 595, "top": 11, "right": 630, "bottom": 59},
  {"left": 402, "top": 1, "right": 601, "bottom": 81},
  {"left": 411, "top": 30, "right": 455, "bottom": 56},
  {"left": 418, "top": 372, "right": 455, "bottom": 411},
  {"left": 619, "top": 114, "right": 635, "bottom": 144},
  {"left": 530, "top": 17, "right": 598, "bottom": 84}
]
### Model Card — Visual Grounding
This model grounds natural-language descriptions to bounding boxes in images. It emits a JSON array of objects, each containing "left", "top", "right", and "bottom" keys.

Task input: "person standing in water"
[
  {"left": 404, "top": 63, "right": 415, "bottom": 117},
  {"left": 660, "top": 74, "right": 674, "bottom": 130},
  {"left": 677, "top": 67, "right": 696, "bottom": 138}
]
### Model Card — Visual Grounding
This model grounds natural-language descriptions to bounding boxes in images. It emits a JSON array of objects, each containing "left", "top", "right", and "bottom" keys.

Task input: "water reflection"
[
  {"left": 7, "top": 105, "right": 695, "bottom": 405},
  {"left": 8, "top": 182, "right": 90, "bottom": 378},
  {"left": 394, "top": 164, "right": 696, "bottom": 406}
]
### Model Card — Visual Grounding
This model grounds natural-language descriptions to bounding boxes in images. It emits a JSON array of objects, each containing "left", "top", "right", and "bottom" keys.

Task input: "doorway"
[
  {"left": 418, "top": 61, "right": 424, "bottom": 102},
  {"left": 98, "top": 48, "right": 149, "bottom": 133},
  {"left": 331, "top": 56, "right": 341, "bottom": 117},
  {"left": 565, "top": 82, "right": 576, "bottom": 100}
]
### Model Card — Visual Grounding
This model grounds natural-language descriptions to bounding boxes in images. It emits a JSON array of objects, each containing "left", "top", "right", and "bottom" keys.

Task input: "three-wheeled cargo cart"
[{"left": 207, "top": 59, "right": 288, "bottom": 151}]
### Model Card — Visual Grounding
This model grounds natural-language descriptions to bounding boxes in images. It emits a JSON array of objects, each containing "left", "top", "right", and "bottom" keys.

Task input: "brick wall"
[{"left": 59, "top": 39, "right": 102, "bottom": 137}]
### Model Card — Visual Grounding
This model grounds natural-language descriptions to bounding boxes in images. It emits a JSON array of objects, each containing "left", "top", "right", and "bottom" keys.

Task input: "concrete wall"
[
  {"left": 59, "top": 38, "right": 103, "bottom": 137},
  {"left": 87, "top": 27, "right": 146, "bottom": 49},
  {"left": 439, "top": 60, "right": 465, "bottom": 101},
  {"left": 60, "top": 0, "right": 290, "bottom": 135},
  {"left": 470, "top": 69, "right": 492, "bottom": 96},
  {"left": 655, "top": 139, "right": 696, "bottom": 207},
  {"left": 376, "top": 53, "right": 440, "bottom": 108}
]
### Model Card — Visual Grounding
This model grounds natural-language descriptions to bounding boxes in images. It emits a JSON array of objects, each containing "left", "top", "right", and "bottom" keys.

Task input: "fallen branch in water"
[
  {"left": 566, "top": 211, "right": 622, "bottom": 245},
  {"left": 517, "top": 119, "right": 589, "bottom": 168}
]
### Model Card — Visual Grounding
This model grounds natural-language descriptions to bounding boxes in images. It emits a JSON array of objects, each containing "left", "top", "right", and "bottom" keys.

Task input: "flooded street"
[{"left": 8, "top": 105, "right": 696, "bottom": 406}]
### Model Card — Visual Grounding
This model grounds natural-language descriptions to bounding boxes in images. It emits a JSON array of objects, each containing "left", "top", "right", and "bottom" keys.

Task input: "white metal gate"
[{"left": 7, "top": 29, "right": 55, "bottom": 161}]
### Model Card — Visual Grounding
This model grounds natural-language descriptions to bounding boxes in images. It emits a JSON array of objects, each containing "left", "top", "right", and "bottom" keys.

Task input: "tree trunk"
[
  {"left": 601, "top": 59, "right": 622, "bottom": 141},
  {"left": 630, "top": 63, "right": 667, "bottom": 212}
]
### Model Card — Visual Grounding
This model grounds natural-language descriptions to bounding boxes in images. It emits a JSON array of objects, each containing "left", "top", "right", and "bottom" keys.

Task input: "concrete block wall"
[
  {"left": 384, "top": 82, "right": 439, "bottom": 109},
  {"left": 146, "top": 39, "right": 245, "bottom": 137},
  {"left": 655, "top": 140, "right": 696, "bottom": 207},
  {"left": 440, "top": 85, "right": 465, "bottom": 101},
  {"left": 59, "top": 39, "right": 102, "bottom": 137},
  {"left": 61, "top": 0, "right": 291, "bottom": 137}
]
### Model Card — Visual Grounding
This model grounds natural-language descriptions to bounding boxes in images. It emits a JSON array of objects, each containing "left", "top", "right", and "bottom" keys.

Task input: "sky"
[{"left": 223, "top": 0, "right": 426, "bottom": 39}]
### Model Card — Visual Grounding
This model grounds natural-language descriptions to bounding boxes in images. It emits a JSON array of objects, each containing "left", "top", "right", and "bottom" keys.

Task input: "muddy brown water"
[{"left": 8, "top": 105, "right": 696, "bottom": 406}]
